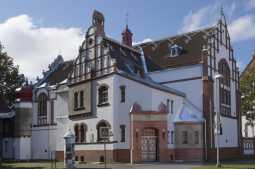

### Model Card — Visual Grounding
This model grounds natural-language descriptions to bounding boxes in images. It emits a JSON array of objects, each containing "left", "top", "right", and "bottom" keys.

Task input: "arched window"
[
  {"left": 74, "top": 124, "right": 80, "bottom": 143},
  {"left": 80, "top": 123, "right": 87, "bottom": 143},
  {"left": 218, "top": 59, "right": 231, "bottom": 116},
  {"left": 98, "top": 85, "right": 109, "bottom": 105},
  {"left": 97, "top": 120, "right": 111, "bottom": 142},
  {"left": 38, "top": 93, "right": 47, "bottom": 125},
  {"left": 74, "top": 92, "right": 78, "bottom": 110}
]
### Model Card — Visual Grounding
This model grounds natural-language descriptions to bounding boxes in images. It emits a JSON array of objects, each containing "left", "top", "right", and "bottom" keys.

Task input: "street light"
[{"left": 214, "top": 73, "right": 223, "bottom": 168}]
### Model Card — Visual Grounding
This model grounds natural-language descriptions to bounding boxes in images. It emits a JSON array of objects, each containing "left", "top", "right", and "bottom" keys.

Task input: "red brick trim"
[
  {"left": 207, "top": 147, "right": 241, "bottom": 161},
  {"left": 55, "top": 149, "right": 130, "bottom": 162},
  {"left": 174, "top": 148, "right": 204, "bottom": 162}
]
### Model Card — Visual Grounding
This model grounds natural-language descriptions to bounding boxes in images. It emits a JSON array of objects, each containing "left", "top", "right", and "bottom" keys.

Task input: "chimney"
[{"left": 122, "top": 25, "right": 133, "bottom": 47}]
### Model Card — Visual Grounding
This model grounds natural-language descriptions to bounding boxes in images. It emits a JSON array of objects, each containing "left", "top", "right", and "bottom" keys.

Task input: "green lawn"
[
  {"left": 1, "top": 162, "right": 64, "bottom": 169},
  {"left": 192, "top": 163, "right": 255, "bottom": 169}
]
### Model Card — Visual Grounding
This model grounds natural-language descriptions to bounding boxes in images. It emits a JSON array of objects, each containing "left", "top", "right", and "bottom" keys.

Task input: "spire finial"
[
  {"left": 219, "top": 5, "right": 226, "bottom": 24},
  {"left": 58, "top": 49, "right": 62, "bottom": 56},
  {"left": 125, "top": 12, "right": 129, "bottom": 27},
  {"left": 220, "top": 5, "right": 224, "bottom": 16}
]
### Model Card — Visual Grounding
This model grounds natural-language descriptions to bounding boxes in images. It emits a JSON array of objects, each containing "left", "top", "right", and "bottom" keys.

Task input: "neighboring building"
[
  {"left": 30, "top": 10, "right": 241, "bottom": 163},
  {"left": 240, "top": 53, "right": 255, "bottom": 156},
  {"left": 240, "top": 53, "right": 255, "bottom": 138},
  {"left": 0, "top": 84, "right": 33, "bottom": 160}
]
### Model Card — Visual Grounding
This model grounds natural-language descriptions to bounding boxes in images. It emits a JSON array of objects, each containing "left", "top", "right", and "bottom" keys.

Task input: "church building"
[{"left": 30, "top": 10, "right": 241, "bottom": 163}]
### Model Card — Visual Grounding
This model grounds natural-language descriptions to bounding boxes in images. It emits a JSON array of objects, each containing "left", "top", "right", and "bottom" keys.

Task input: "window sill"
[
  {"left": 74, "top": 107, "right": 85, "bottom": 111},
  {"left": 97, "top": 102, "right": 110, "bottom": 107},
  {"left": 33, "top": 123, "right": 57, "bottom": 127}
]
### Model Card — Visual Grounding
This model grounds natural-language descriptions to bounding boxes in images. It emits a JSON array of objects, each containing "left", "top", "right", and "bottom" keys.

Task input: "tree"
[
  {"left": 0, "top": 42, "right": 25, "bottom": 104},
  {"left": 240, "top": 64, "right": 255, "bottom": 123}
]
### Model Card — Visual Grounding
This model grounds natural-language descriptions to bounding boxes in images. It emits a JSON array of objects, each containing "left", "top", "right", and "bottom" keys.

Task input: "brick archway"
[{"left": 130, "top": 111, "right": 168, "bottom": 163}]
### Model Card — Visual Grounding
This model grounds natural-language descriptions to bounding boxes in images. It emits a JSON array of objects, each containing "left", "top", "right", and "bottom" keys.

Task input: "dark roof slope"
[
  {"left": 104, "top": 37, "right": 145, "bottom": 76},
  {"left": 35, "top": 60, "right": 73, "bottom": 87},
  {"left": 136, "top": 27, "right": 216, "bottom": 71},
  {"left": 46, "top": 60, "right": 73, "bottom": 86}
]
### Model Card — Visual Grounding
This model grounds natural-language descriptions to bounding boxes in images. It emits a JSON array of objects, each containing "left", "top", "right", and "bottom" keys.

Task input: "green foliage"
[
  {"left": 0, "top": 42, "right": 25, "bottom": 103},
  {"left": 240, "top": 63, "right": 255, "bottom": 122}
]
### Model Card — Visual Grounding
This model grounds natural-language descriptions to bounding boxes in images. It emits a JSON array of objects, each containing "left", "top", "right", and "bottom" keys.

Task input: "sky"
[{"left": 0, "top": 0, "right": 254, "bottom": 80}]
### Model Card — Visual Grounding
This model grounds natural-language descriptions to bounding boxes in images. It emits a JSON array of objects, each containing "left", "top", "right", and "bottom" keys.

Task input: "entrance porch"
[{"left": 130, "top": 102, "right": 169, "bottom": 163}]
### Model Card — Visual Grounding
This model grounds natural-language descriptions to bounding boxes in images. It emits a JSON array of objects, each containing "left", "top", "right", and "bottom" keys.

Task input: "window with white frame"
[
  {"left": 169, "top": 44, "right": 183, "bottom": 57},
  {"left": 182, "top": 131, "right": 188, "bottom": 144},
  {"left": 98, "top": 85, "right": 109, "bottom": 106},
  {"left": 38, "top": 93, "right": 47, "bottom": 125}
]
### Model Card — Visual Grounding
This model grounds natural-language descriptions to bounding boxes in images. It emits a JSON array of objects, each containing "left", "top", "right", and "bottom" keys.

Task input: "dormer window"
[{"left": 169, "top": 44, "right": 183, "bottom": 57}]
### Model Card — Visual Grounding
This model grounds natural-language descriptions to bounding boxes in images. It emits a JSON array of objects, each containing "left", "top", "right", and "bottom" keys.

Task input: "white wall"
[
  {"left": 55, "top": 76, "right": 115, "bottom": 152},
  {"left": 14, "top": 137, "right": 31, "bottom": 160},
  {"left": 212, "top": 41, "right": 238, "bottom": 147},
  {"left": 113, "top": 74, "right": 184, "bottom": 150},
  {"left": 149, "top": 65, "right": 203, "bottom": 109},
  {"left": 31, "top": 126, "right": 57, "bottom": 160},
  {"left": 53, "top": 74, "right": 185, "bottom": 152},
  {"left": 214, "top": 117, "right": 238, "bottom": 147}
]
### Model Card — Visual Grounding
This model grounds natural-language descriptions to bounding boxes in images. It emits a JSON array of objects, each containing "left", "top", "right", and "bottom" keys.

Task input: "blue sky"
[{"left": 0, "top": 0, "right": 254, "bottom": 79}]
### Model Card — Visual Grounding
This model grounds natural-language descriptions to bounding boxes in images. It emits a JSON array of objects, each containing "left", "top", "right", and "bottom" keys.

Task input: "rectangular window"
[
  {"left": 80, "top": 91, "right": 84, "bottom": 108},
  {"left": 171, "top": 131, "right": 174, "bottom": 144},
  {"left": 4, "top": 140, "right": 8, "bottom": 153},
  {"left": 167, "top": 99, "right": 170, "bottom": 113},
  {"left": 182, "top": 131, "right": 188, "bottom": 144},
  {"left": 194, "top": 131, "right": 199, "bottom": 144},
  {"left": 74, "top": 92, "right": 78, "bottom": 110},
  {"left": 120, "top": 86, "right": 126, "bottom": 103},
  {"left": 170, "top": 100, "right": 174, "bottom": 114},
  {"left": 50, "top": 100, "right": 54, "bottom": 124},
  {"left": 219, "top": 124, "right": 223, "bottom": 135},
  {"left": 120, "top": 125, "right": 125, "bottom": 142}
]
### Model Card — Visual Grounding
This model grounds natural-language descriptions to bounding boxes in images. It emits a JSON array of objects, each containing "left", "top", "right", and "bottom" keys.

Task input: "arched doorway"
[{"left": 141, "top": 128, "right": 158, "bottom": 162}]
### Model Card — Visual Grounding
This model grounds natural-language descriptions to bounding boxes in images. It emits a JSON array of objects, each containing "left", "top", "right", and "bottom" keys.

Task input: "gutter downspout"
[
  {"left": 138, "top": 46, "right": 148, "bottom": 74},
  {"left": 204, "top": 119, "right": 208, "bottom": 161},
  {"left": 130, "top": 113, "right": 133, "bottom": 164}
]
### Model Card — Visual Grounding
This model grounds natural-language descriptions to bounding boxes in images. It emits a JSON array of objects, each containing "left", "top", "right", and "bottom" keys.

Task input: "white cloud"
[
  {"left": 181, "top": 7, "right": 211, "bottom": 33},
  {"left": 180, "top": 1, "right": 255, "bottom": 43},
  {"left": 132, "top": 38, "right": 153, "bottom": 45},
  {"left": 229, "top": 15, "right": 255, "bottom": 42},
  {"left": 0, "top": 15, "right": 84, "bottom": 80},
  {"left": 246, "top": 0, "right": 255, "bottom": 10},
  {"left": 180, "top": 2, "right": 237, "bottom": 33},
  {"left": 237, "top": 60, "right": 245, "bottom": 71}
]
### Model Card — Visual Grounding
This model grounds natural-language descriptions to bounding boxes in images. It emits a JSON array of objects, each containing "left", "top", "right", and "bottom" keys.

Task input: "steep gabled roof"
[
  {"left": 35, "top": 56, "right": 73, "bottom": 88},
  {"left": 45, "top": 60, "right": 73, "bottom": 86},
  {"left": 136, "top": 27, "right": 216, "bottom": 71},
  {"left": 104, "top": 36, "right": 144, "bottom": 76},
  {"left": 241, "top": 53, "right": 255, "bottom": 78}
]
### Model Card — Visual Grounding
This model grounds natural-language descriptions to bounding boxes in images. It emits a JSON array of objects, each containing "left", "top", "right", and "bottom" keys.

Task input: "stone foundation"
[
  {"left": 55, "top": 149, "right": 130, "bottom": 162},
  {"left": 55, "top": 147, "right": 241, "bottom": 162},
  {"left": 174, "top": 148, "right": 204, "bottom": 162},
  {"left": 207, "top": 147, "right": 241, "bottom": 161}
]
